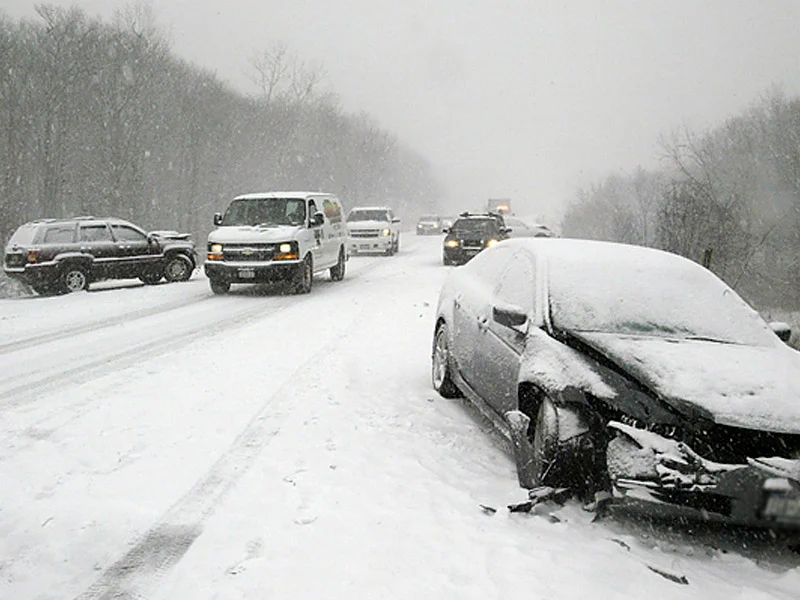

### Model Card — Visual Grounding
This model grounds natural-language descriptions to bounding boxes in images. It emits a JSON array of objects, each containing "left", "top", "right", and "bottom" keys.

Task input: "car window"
[
  {"left": 496, "top": 252, "right": 535, "bottom": 313},
  {"left": 79, "top": 224, "right": 113, "bottom": 242},
  {"left": 9, "top": 224, "right": 39, "bottom": 245},
  {"left": 464, "top": 245, "right": 513, "bottom": 282},
  {"left": 111, "top": 225, "right": 147, "bottom": 242},
  {"left": 42, "top": 226, "right": 76, "bottom": 244}
]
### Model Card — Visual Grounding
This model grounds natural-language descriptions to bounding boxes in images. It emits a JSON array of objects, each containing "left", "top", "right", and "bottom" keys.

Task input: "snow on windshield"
[
  {"left": 546, "top": 240, "right": 776, "bottom": 346},
  {"left": 347, "top": 210, "right": 389, "bottom": 222},
  {"left": 223, "top": 198, "right": 306, "bottom": 226}
]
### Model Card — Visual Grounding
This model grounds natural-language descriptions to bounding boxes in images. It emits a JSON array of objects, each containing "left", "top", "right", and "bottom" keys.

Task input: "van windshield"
[{"left": 222, "top": 198, "right": 306, "bottom": 226}]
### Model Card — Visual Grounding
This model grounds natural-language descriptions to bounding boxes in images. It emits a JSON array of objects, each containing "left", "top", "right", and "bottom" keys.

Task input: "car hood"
[
  {"left": 572, "top": 331, "right": 800, "bottom": 434},
  {"left": 208, "top": 225, "right": 302, "bottom": 243}
]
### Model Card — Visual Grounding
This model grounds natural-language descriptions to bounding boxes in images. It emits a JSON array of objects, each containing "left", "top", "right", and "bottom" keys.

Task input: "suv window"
[
  {"left": 79, "top": 224, "right": 113, "bottom": 242},
  {"left": 451, "top": 218, "right": 500, "bottom": 235},
  {"left": 111, "top": 224, "right": 148, "bottom": 242},
  {"left": 8, "top": 223, "right": 38, "bottom": 245},
  {"left": 42, "top": 225, "right": 75, "bottom": 244}
]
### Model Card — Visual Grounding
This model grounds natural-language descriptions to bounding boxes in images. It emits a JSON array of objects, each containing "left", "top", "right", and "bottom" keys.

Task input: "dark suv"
[
  {"left": 442, "top": 213, "right": 509, "bottom": 266},
  {"left": 3, "top": 217, "right": 198, "bottom": 294}
]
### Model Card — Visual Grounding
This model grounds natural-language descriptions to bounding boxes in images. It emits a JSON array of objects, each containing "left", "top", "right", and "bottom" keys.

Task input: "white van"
[{"left": 205, "top": 192, "right": 348, "bottom": 294}]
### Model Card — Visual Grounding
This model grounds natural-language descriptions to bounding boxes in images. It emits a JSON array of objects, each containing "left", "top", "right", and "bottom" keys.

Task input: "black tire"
[
  {"left": 61, "top": 265, "right": 89, "bottom": 293},
  {"left": 210, "top": 278, "right": 230, "bottom": 294},
  {"left": 140, "top": 269, "right": 163, "bottom": 285},
  {"left": 393, "top": 236, "right": 400, "bottom": 254},
  {"left": 529, "top": 397, "right": 603, "bottom": 495},
  {"left": 164, "top": 254, "right": 193, "bottom": 282},
  {"left": 385, "top": 243, "right": 394, "bottom": 257},
  {"left": 294, "top": 255, "right": 313, "bottom": 294},
  {"left": 432, "top": 323, "right": 461, "bottom": 398},
  {"left": 330, "top": 247, "right": 345, "bottom": 281}
]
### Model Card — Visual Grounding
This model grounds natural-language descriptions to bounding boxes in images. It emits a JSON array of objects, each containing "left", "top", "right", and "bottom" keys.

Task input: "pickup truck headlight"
[{"left": 381, "top": 228, "right": 391, "bottom": 237}]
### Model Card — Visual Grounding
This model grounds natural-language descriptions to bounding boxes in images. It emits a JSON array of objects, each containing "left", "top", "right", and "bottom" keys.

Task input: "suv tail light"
[{"left": 27, "top": 249, "right": 40, "bottom": 264}]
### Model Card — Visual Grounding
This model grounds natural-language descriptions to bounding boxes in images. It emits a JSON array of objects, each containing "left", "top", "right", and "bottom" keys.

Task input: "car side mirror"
[
  {"left": 147, "top": 233, "right": 158, "bottom": 246},
  {"left": 493, "top": 303, "right": 528, "bottom": 329},
  {"left": 769, "top": 321, "right": 792, "bottom": 343},
  {"left": 442, "top": 227, "right": 450, "bottom": 234},
  {"left": 311, "top": 212, "right": 325, "bottom": 227},
  {"left": 213, "top": 212, "right": 222, "bottom": 226},
  {"left": 392, "top": 217, "right": 401, "bottom": 223}
]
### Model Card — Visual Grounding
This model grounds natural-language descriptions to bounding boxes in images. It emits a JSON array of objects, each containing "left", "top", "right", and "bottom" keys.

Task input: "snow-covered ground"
[{"left": 0, "top": 235, "right": 798, "bottom": 599}]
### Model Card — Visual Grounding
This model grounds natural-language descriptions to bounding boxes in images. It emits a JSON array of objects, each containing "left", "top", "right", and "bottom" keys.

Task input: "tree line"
[
  {"left": 0, "top": 4, "right": 441, "bottom": 248},
  {"left": 561, "top": 90, "right": 800, "bottom": 310}
]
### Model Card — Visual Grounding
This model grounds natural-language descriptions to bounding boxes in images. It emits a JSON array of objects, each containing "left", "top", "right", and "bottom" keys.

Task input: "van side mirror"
[
  {"left": 213, "top": 212, "right": 222, "bottom": 226},
  {"left": 770, "top": 321, "right": 792, "bottom": 343},
  {"left": 311, "top": 212, "right": 325, "bottom": 227}
]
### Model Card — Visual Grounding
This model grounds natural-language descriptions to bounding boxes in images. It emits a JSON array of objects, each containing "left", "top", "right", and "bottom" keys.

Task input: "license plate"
[
  {"left": 238, "top": 268, "right": 255, "bottom": 279},
  {"left": 763, "top": 493, "right": 800, "bottom": 520}
]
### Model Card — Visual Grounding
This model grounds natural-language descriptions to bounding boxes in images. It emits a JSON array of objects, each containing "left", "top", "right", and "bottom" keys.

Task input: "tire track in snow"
[{"left": 74, "top": 297, "right": 369, "bottom": 600}]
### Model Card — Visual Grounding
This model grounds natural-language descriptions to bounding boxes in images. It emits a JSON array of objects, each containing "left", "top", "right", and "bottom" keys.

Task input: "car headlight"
[
  {"left": 486, "top": 239, "right": 499, "bottom": 247},
  {"left": 445, "top": 240, "right": 459, "bottom": 248},
  {"left": 381, "top": 228, "right": 391, "bottom": 237},
  {"left": 274, "top": 241, "right": 299, "bottom": 261},
  {"left": 279, "top": 242, "right": 292, "bottom": 253}
]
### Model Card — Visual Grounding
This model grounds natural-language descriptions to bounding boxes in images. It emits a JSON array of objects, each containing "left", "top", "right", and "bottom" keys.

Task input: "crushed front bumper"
[{"left": 607, "top": 422, "right": 800, "bottom": 528}]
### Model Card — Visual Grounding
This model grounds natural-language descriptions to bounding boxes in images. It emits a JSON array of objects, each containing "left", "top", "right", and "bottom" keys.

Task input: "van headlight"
[
  {"left": 381, "top": 228, "right": 391, "bottom": 237},
  {"left": 274, "top": 241, "right": 299, "bottom": 261},
  {"left": 207, "top": 243, "right": 223, "bottom": 261}
]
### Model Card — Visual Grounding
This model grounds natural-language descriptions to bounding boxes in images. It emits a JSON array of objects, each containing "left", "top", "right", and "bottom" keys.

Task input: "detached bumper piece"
[{"left": 607, "top": 421, "right": 800, "bottom": 527}]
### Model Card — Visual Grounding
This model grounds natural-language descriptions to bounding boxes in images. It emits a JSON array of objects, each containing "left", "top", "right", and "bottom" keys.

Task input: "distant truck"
[{"left": 487, "top": 198, "right": 511, "bottom": 214}]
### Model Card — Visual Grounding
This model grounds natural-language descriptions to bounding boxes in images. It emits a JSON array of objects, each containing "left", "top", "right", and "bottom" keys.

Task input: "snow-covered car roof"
[{"left": 233, "top": 191, "right": 335, "bottom": 200}]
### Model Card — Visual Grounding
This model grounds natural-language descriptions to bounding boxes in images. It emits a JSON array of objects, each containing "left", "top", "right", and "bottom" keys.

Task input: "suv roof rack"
[{"left": 73, "top": 215, "right": 96, "bottom": 220}]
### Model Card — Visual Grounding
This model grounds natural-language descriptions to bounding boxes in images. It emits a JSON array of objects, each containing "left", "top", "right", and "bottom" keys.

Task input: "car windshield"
[
  {"left": 222, "top": 198, "right": 306, "bottom": 226},
  {"left": 450, "top": 219, "right": 499, "bottom": 235},
  {"left": 348, "top": 210, "right": 390, "bottom": 222},
  {"left": 547, "top": 243, "right": 776, "bottom": 346}
]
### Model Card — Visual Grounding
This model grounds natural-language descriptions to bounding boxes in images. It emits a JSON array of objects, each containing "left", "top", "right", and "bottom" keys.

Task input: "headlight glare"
[
  {"left": 279, "top": 243, "right": 292, "bottom": 253},
  {"left": 210, "top": 243, "right": 223, "bottom": 253},
  {"left": 381, "top": 228, "right": 391, "bottom": 237},
  {"left": 445, "top": 240, "right": 459, "bottom": 248},
  {"left": 486, "top": 239, "right": 499, "bottom": 247}
]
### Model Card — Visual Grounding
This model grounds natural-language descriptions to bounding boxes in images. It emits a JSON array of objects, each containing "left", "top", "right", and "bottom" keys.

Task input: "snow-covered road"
[{"left": 1, "top": 235, "right": 798, "bottom": 599}]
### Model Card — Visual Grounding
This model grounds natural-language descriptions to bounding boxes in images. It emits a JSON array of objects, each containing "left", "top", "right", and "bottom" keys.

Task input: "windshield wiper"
[{"left": 685, "top": 335, "right": 732, "bottom": 344}]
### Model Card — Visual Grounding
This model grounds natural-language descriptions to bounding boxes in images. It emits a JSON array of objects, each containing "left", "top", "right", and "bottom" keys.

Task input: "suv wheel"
[
  {"left": 61, "top": 266, "right": 89, "bottom": 293},
  {"left": 140, "top": 269, "right": 163, "bottom": 285},
  {"left": 210, "top": 278, "right": 230, "bottom": 294},
  {"left": 164, "top": 254, "right": 193, "bottom": 282},
  {"left": 293, "top": 255, "right": 313, "bottom": 294}
]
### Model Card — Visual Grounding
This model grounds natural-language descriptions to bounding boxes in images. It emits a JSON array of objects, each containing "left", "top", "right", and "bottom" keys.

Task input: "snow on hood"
[
  {"left": 208, "top": 225, "right": 301, "bottom": 243},
  {"left": 518, "top": 328, "right": 617, "bottom": 400},
  {"left": 576, "top": 332, "right": 800, "bottom": 434}
]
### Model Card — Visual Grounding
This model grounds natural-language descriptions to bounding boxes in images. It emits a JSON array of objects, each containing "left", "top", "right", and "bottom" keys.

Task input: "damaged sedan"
[{"left": 432, "top": 238, "right": 800, "bottom": 527}]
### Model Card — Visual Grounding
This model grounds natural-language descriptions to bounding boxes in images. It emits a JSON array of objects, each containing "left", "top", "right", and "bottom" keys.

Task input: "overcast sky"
[{"left": 4, "top": 1, "right": 800, "bottom": 219}]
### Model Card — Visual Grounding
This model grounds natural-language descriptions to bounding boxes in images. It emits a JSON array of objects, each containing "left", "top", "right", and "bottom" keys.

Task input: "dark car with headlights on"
[
  {"left": 416, "top": 215, "right": 443, "bottom": 235},
  {"left": 442, "top": 213, "right": 508, "bottom": 265},
  {"left": 3, "top": 216, "right": 197, "bottom": 294},
  {"left": 432, "top": 237, "right": 800, "bottom": 529}
]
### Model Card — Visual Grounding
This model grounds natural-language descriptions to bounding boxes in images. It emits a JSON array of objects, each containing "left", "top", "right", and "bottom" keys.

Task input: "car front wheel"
[
  {"left": 330, "top": 247, "right": 345, "bottom": 281},
  {"left": 210, "top": 278, "right": 230, "bottom": 294},
  {"left": 294, "top": 255, "right": 313, "bottom": 294},
  {"left": 164, "top": 254, "right": 193, "bottom": 282},
  {"left": 432, "top": 323, "right": 461, "bottom": 398}
]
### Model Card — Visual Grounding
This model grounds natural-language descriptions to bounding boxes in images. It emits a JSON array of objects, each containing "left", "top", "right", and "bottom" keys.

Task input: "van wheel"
[
  {"left": 61, "top": 266, "right": 89, "bottom": 293},
  {"left": 210, "top": 279, "right": 230, "bottom": 294},
  {"left": 294, "top": 255, "right": 313, "bottom": 294},
  {"left": 330, "top": 248, "right": 345, "bottom": 281}
]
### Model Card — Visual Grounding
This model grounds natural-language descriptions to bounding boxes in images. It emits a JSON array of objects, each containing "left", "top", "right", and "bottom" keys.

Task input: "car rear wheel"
[
  {"left": 210, "top": 278, "right": 230, "bottom": 294},
  {"left": 61, "top": 266, "right": 89, "bottom": 293},
  {"left": 432, "top": 324, "right": 461, "bottom": 398},
  {"left": 330, "top": 247, "right": 345, "bottom": 281},
  {"left": 164, "top": 254, "right": 193, "bottom": 282},
  {"left": 140, "top": 269, "right": 163, "bottom": 285},
  {"left": 294, "top": 255, "right": 313, "bottom": 294}
]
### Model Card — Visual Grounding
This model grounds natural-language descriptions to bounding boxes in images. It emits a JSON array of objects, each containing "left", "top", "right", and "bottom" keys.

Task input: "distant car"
[
  {"left": 346, "top": 206, "right": 401, "bottom": 256},
  {"left": 3, "top": 216, "right": 198, "bottom": 294},
  {"left": 442, "top": 213, "right": 508, "bottom": 265},
  {"left": 433, "top": 237, "right": 800, "bottom": 528},
  {"left": 416, "top": 215, "right": 442, "bottom": 235},
  {"left": 504, "top": 217, "right": 556, "bottom": 238}
]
